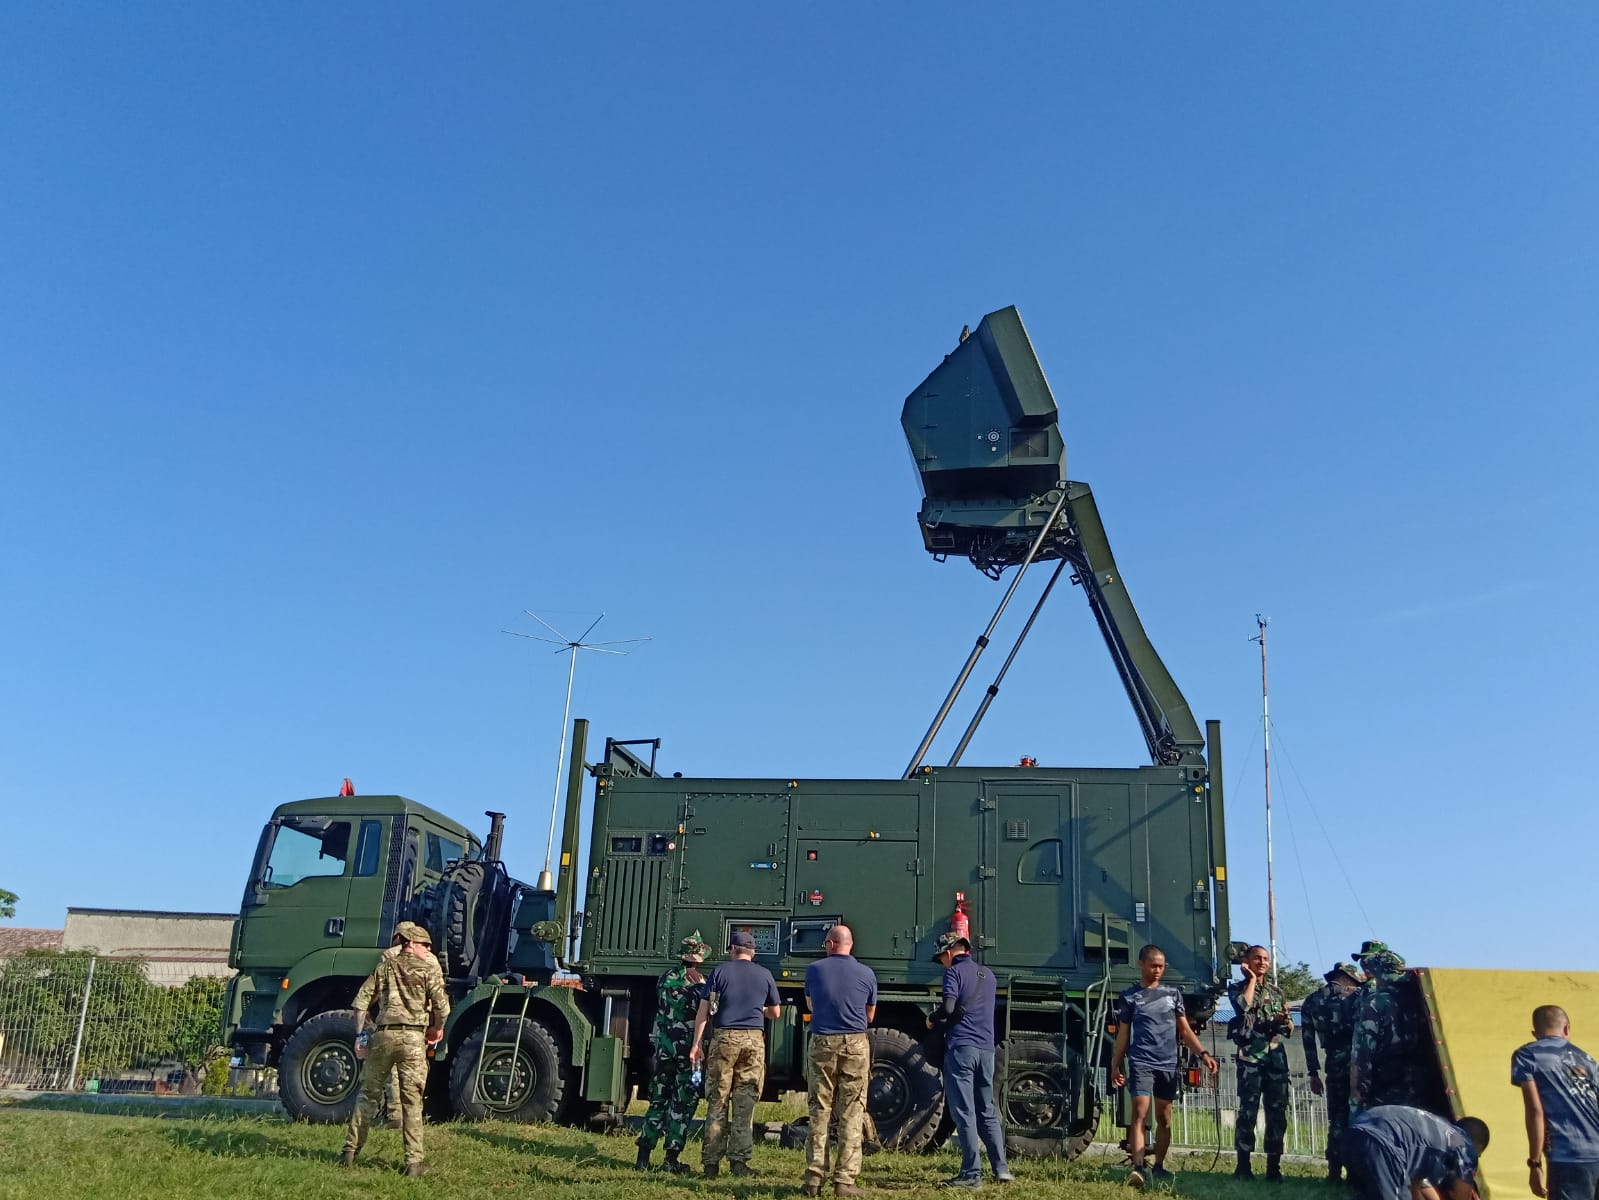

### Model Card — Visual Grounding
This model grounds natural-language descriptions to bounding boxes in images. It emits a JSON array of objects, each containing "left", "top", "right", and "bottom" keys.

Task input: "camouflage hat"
[
  {"left": 1353, "top": 939, "right": 1391, "bottom": 960},
  {"left": 1364, "top": 950, "right": 1407, "bottom": 981},
  {"left": 394, "top": 920, "right": 432, "bottom": 945},
  {"left": 680, "top": 930, "right": 711, "bottom": 963},
  {"left": 1325, "top": 961, "right": 1362, "bottom": 983},
  {"left": 930, "top": 931, "right": 971, "bottom": 960}
]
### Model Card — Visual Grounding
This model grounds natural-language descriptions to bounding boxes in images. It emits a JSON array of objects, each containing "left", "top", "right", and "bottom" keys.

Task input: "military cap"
[
  {"left": 930, "top": 931, "right": 971, "bottom": 960},
  {"left": 728, "top": 930, "right": 756, "bottom": 950},
  {"left": 1325, "top": 961, "right": 1362, "bottom": 983},
  {"left": 1353, "top": 939, "right": 1391, "bottom": 960},
  {"left": 680, "top": 930, "right": 711, "bottom": 963},
  {"left": 394, "top": 920, "right": 432, "bottom": 945},
  {"left": 1364, "top": 950, "right": 1407, "bottom": 980}
]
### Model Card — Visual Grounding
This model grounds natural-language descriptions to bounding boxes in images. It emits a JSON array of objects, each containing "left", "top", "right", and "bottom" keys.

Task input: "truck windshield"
[{"left": 262, "top": 818, "right": 352, "bottom": 888}]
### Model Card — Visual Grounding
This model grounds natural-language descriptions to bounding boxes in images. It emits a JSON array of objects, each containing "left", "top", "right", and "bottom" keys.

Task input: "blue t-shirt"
[
  {"left": 1116, "top": 984, "right": 1187, "bottom": 1070},
  {"left": 805, "top": 954, "right": 878, "bottom": 1035},
  {"left": 1512, "top": 1037, "right": 1599, "bottom": 1163},
  {"left": 1349, "top": 1105, "right": 1479, "bottom": 1188},
  {"left": 707, "top": 958, "right": 781, "bottom": 1030},
  {"left": 941, "top": 954, "right": 997, "bottom": 1052}
]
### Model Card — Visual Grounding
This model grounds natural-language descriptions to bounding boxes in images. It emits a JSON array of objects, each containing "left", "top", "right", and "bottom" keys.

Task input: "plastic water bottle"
[{"left": 691, "top": 1067, "right": 703, "bottom": 1090}]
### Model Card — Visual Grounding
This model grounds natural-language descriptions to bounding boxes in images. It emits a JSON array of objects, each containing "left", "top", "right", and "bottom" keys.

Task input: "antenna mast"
[
  {"left": 504, "top": 611, "right": 650, "bottom": 891},
  {"left": 1251, "top": 614, "right": 1278, "bottom": 983}
]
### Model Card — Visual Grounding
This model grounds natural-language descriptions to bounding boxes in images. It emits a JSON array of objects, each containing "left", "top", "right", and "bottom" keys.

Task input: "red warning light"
[{"left": 339, "top": 777, "right": 355, "bottom": 797}]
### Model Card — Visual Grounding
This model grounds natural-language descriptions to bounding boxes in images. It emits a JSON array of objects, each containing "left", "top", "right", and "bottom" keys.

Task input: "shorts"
[{"left": 1126, "top": 1063, "right": 1179, "bottom": 1101}]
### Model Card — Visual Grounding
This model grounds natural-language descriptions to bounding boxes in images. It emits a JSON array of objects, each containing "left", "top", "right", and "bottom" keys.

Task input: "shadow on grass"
[
  {"left": 18, "top": 1095, "right": 283, "bottom": 1122},
  {"left": 451, "top": 1122, "right": 619, "bottom": 1166}
]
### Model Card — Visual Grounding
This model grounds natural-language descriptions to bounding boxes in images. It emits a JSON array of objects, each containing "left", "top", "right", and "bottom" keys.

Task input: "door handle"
[{"left": 325, "top": 918, "right": 344, "bottom": 937}]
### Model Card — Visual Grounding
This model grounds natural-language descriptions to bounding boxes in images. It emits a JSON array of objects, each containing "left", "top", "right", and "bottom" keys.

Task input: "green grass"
[{"left": 0, "top": 1099, "right": 1330, "bottom": 1200}]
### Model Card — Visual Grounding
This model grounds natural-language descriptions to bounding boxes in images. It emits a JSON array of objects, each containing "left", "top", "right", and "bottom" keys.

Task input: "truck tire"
[
  {"left": 999, "top": 1038, "right": 1099, "bottom": 1159},
  {"left": 448, "top": 1015, "right": 568, "bottom": 1123},
  {"left": 865, "top": 1027, "right": 946, "bottom": 1152},
  {"left": 279, "top": 1009, "right": 362, "bottom": 1124},
  {"left": 444, "top": 861, "right": 488, "bottom": 973}
]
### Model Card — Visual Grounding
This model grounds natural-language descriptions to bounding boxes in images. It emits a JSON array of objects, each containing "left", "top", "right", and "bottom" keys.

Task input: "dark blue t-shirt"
[
  {"left": 805, "top": 954, "right": 878, "bottom": 1035},
  {"left": 1512, "top": 1037, "right": 1599, "bottom": 1162},
  {"left": 1116, "top": 984, "right": 1187, "bottom": 1070},
  {"left": 707, "top": 958, "right": 780, "bottom": 1030},
  {"left": 941, "top": 954, "right": 997, "bottom": 1052},
  {"left": 1349, "top": 1105, "right": 1479, "bottom": 1188}
]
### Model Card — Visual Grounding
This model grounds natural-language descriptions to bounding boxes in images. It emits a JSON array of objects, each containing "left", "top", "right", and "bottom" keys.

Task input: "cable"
[{"left": 1268, "top": 723, "right": 1375, "bottom": 930}]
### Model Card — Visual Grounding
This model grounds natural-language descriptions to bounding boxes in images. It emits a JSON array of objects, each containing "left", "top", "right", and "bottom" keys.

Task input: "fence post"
[{"left": 67, "top": 955, "right": 96, "bottom": 1091}]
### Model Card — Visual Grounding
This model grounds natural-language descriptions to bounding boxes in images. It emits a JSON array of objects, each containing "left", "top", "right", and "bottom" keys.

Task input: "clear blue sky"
[{"left": 3, "top": 5, "right": 1595, "bottom": 972}]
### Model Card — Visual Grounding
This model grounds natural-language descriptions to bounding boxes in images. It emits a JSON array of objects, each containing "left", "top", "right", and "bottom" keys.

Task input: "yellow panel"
[{"left": 1422, "top": 968, "right": 1599, "bottom": 1200}]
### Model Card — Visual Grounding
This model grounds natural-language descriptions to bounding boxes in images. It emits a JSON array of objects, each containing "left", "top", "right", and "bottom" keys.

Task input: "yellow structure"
[{"left": 1421, "top": 969, "right": 1599, "bottom": 1200}]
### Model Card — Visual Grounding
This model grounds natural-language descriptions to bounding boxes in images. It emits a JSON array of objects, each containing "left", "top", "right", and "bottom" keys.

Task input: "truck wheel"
[
  {"left": 279, "top": 1010, "right": 362, "bottom": 1124},
  {"left": 448, "top": 1015, "right": 568, "bottom": 1122},
  {"left": 865, "top": 1027, "right": 946, "bottom": 1152},
  {"left": 444, "top": 861, "right": 487, "bottom": 972},
  {"left": 999, "top": 1038, "right": 1099, "bottom": 1159}
]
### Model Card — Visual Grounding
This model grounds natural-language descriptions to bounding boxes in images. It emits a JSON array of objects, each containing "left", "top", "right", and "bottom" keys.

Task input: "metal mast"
[
  {"left": 504, "top": 611, "right": 650, "bottom": 891},
  {"left": 1251, "top": 614, "right": 1278, "bottom": 982}
]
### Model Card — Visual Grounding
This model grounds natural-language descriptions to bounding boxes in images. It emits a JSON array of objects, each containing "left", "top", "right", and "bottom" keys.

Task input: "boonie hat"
[
  {"left": 1353, "top": 939, "right": 1390, "bottom": 960},
  {"left": 394, "top": 920, "right": 432, "bottom": 945},
  {"left": 930, "top": 931, "right": 970, "bottom": 960},
  {"left": 729, "top": 930, "right": 756, "bottom": 950},
  {"left": 680, "top": 930, "right": 711, "bottom": 963},
  {"left": 1325, "top": 961, "right": 1362, "bottom": 983}
]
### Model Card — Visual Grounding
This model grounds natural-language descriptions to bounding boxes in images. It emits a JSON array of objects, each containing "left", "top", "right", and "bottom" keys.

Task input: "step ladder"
[{"left": 470, "top": 981, "right": 531, "bottom": 1109}]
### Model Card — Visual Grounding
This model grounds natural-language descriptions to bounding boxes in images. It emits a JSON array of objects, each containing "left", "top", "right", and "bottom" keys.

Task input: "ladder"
[{"left": 471, "top": 981, "right": 531, "bottom": 1109}]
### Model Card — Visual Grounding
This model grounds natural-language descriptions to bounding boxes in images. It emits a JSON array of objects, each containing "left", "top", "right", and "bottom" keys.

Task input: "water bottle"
[{"left": 691, "top": 1067, "right": 703, "bottom": 1090}]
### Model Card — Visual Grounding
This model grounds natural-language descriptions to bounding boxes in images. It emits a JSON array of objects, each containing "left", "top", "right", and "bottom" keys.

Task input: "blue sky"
[{"left": 3, "top": 5, "right": 1595, "bottom": 973}]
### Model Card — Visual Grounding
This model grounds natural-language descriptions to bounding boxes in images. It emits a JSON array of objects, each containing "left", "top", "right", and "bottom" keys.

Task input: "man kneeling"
[{"left": 1345, "top": 1105, "right": 1489, "bottom": 1200}]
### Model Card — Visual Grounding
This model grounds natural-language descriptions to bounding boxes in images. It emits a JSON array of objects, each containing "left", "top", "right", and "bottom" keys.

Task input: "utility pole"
[{"left": 1251, "top": 615, "right": 1278, "bottom": 983}]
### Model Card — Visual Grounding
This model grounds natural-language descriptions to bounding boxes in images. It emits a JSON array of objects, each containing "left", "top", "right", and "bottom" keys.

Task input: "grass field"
[{"left": 0, "top": 1098, "right": 1329, "bottom": 1200}]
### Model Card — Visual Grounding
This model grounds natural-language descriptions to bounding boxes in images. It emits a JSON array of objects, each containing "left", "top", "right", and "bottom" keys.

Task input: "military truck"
[{"left": 222, "top": 307, "right": 1232, "bottom": 1156}]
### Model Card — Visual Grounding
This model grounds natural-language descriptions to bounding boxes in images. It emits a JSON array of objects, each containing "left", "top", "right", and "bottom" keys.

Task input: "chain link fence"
[{"left": 0, "top": 950, "right": 231, "bottom": 1093}]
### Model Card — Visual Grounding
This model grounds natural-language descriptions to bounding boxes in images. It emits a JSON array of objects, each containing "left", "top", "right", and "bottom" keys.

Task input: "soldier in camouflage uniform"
[
  {"left": 1227, "top": 944, "right": 1293, "bottom": 1182},
  {"left": 378, "top": 929, "right": 438, "bottom": 1128},
  {"left": 342, "top": 920, "right": 450, "bottom": 1177},
  {"left": 635, "top": 931, "right": 711, "bottom": 1174},
  {"left": 1302, "top": 961, "right": 1362, "bottom": 1182},
  {"left": 1349, "top": 941, "right": 1421, "bottom": 1114}
]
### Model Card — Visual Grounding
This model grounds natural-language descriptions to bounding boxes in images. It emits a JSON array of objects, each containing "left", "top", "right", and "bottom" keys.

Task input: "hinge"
[
  {"left": 979, "top": 798, "right": 998, "bottom": 812},
  {"left": 907, "top": 858, "right": 923, "bottom": 875},
  {"left": 979, "top": 867, "right": 996, "bottom": 879}
]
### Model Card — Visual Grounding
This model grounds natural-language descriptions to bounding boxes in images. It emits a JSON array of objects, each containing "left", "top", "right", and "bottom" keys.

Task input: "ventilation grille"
[{"left": 599, "top": 857, "right": 668, "bottom": 953}]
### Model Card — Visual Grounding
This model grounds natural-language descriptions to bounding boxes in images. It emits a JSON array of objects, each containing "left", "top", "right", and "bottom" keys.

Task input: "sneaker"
[
  {"left": 1150, "top": 1166, "right": 1175, "bottom": 1182},
  {"left": 940, "top": 1178, "right": 983, "bottom": 1190},
  {"left": 1128, "top": 1167, "right": 1146, "bottom": 1190},
  {"left": 995, "top": 1174, "right": 1016, "bottom": 1185}
]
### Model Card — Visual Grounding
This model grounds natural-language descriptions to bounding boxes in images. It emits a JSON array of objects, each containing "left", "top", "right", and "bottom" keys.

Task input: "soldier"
[
  {"left": 1511, "top": 1005, "right": 1599, "bottom": 1200},
  {"left": 801, "top": 923, "right": 877, "bottom": 1199},
  {"left": 1227, "top": 944, "right": 1293, "bottom": 1182},
  {"left": 690, "top": 929, "right": 782, "bottom": 1179},
  {"left": 1350, "top": 941, "right": 1420, "bottom": 1114},
  {"left": 379, "top": 926, "right": 437, "bottom": 1129},
  {"left": 1303, "top": 961, "right": 1362, "bottom": 1182},
  {"left": 635, "top": 930, "right": 711, "bottom": 1174},
  {"left": 342, "top": 920, "right": 449, "bottom": 1177}
]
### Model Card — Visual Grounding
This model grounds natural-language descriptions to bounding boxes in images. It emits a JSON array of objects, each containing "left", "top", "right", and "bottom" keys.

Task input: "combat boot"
[
  {"left": 730, "top": 1161, "right": 754, "bottom": 1178},
  {"left": 1265, "top": 1156, "right": 1284, "bottom": 1183},
  {"left": 704, "top": 1164, "right": 720, "bottom": 1180},
  {"left": 836, "top": 1185, "right": 865, "bottom": 1198},
  {"left": 661, "top": 1150, "right": 690, "bottom": 1175},
  {"left": 1233, "top": 1154, "right": 1254, "bottom": 1180},
  {"left": 402, "top": 1162, "right": 430, "bottom": 1177},
  {"left": 635, "top": 1140, "right": 653, "bottom": 1171},
  {"left": 339, "top": 1150, "right": 357, "bottom": 1168}
]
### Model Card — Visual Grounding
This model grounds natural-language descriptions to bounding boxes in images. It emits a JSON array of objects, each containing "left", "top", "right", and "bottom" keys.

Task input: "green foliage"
[
  {"left": 200, "top": 1058, "right": 232, "bottom": 1096},
  {"left": 0, "top": 887, "right": 17, "bottom": 919},
  {"left": 1276, "top": 960, "right": 1319, "bottom": 1003}
]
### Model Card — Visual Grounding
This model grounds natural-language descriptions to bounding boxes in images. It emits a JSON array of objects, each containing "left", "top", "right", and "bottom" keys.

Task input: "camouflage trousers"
[
  {"left": 805, "top": 1032, "right": 870, "bottom": 1186},
  {"left": 702, "top": 1028, "right": 765, "bottom": 1169},
  {"left": 1234, "top": 1050, "right": 1289, "bottom": 1156},
  {"left": 1323, "top": 1054, "right": 1351, "bottom": 1166},
  {"left": 639, "top": 1048, "right": 700, "bottom": 1153},
  {"left": 345, "top": 1029, "right": 428, "bottom": 1165}
]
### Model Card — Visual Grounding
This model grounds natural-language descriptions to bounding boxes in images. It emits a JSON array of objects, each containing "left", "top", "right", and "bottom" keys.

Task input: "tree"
[
  {"left": 1276, "top": 960, "right": 1319, "bottom": 1003},
  {"left": 0, "top": 888, "right": 16, "bottom": 920}
]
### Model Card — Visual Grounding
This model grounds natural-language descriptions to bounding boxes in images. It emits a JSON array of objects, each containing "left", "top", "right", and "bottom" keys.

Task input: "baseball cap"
[
  {"left": 930, "top": 931, "right": 970, "bottom": 960},
  {"left": 729, "top": 930, "right": 756, "bottom": 950},
  {"left": 394, "top": 920, "right": 432, "bottom": 945}
]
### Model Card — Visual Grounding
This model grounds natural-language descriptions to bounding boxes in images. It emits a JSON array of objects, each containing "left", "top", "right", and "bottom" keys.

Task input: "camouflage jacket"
[
  {"left": 1227, "top": 975, "right": 1291, "bottom": 1064},
  {"left": 651, "top": 965, "right": 707, "bottom": 1059},
  {"left": 1301, "top": 983, "right": 1357, "bottom": 1074},
  {"left": 355, "top": 949, "right": 450, "bottom": 1029},
  {"left": 1350, "top": 978, "right": 1415, "bottom": 1098}
]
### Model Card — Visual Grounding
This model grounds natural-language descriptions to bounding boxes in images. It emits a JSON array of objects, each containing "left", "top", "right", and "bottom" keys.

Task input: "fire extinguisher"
[{"left": 950, "top": 892, "right": 970, "bottom": 942}]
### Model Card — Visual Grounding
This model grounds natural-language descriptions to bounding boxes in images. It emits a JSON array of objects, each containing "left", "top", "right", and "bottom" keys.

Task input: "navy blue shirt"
[
  {"left": 805, "top": 954, "right": 878, "bottom": 1035},
  {"left": 1349, "top": 1105, "right": 1479, "bottom": 1189},
  {"left": 1116, "top": 984, "right": 1187, "bottom": 1070},
  {"left": 1512, "top": 1036, "right": 1599, "bottom": 1162},
  {"left": 940, "top": 953, "right": 996, "bottom": 1052},
  {"left": 707, "top": 958, "right": 780, "bottom": 1030}
]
